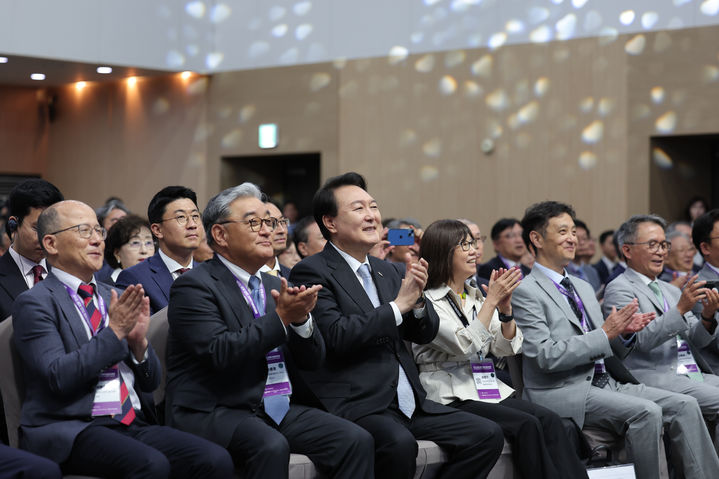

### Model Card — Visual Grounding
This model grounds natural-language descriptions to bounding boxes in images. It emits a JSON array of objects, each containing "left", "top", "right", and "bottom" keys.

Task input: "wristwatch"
[{"left": 498, "top": 312, "right": 514, "bottom": 323}]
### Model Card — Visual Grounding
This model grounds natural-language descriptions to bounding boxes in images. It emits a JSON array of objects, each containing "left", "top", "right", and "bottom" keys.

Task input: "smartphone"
[
  {"left": 704, "top": 280, "right": 719, "bottom": 291},
  {"left": 388, "top": 228, "right": 415, "bottom": 246}
]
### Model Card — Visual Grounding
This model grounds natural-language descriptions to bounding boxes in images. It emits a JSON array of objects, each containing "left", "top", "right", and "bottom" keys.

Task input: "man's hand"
[
  {"left": 668, "top": 271, "right": 685, "bottom": 289},
  {"left": 677, "top": 275, "right": 706, "bottom": 315},
  {"left": 700, "top": 287, "right": 719, "bottom": 320},
  {"left": 623, "top": 311, "right": 655, "bottom": 334},
  {"left": 394, "top": 257, "right": 429, "bottom": 313},
  {"left": 368, "top": 227, "right": 393, "bottom": 260},
  {"left": 272, "top": 277, "right": 322, "bottom": 326},
  {"left": 602, "top": 299, "right": 639, "bottom": 339},
  {"left": 108, "top": 285, "right": 145, "bottom": 341}
]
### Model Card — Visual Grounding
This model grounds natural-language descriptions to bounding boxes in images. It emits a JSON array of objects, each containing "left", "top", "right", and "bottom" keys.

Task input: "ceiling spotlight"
[
  {"left": 30, "top": 73, "right": 46, "bottom": 80},
  {"left": 0, "top": 57, "right": 8, "bottom": 63},
  {"left": 181, "top": 71, "right": 192, "bottom": 80},
  {"left": 96, "top": 66, "right": 112, "bottom": 74},
  {"left": 127, "top": 76, "right": 137, "bottom": 86},
  {"left": 75, "top": 81, "right": 86, "bottom": 91}
]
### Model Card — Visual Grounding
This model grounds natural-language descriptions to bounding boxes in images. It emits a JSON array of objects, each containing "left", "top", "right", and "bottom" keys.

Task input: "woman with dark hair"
[
  {"left": 685, "top": 196, "right": 710, "bottom": 223},
  {"left": 414, "top": 219, "right": 589, "bottom": 479},
  {"left": 101, "top": 215, "right": 155, "bottom": 285}
]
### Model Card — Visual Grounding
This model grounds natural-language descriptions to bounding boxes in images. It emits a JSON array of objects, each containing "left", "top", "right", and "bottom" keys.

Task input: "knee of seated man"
[
  {"left": 135, "top": 448, "right": 171, "bottom": 478},
  {"left": 461, "top": 414, "right": 504, "bottom": 451},
  {"left": 200, "top": 442, "right": 235, "bottom": 476},
  {"left": 342, "top": 423, "right": 375, "bottom": 455},
  {"left": 257, "top": 430, "right": 291, "bottom": 459},
  {"left": 380, "top": 426, "right": 418, "bottom": 457}
]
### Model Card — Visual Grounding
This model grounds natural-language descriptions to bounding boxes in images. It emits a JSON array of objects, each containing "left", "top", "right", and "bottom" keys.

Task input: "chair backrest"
[
  {"left": 0, "top": 318, "right": 24, "bottom": 447},
  {"left": 147, "top": 307, "right": 169, "bottom": 405}
]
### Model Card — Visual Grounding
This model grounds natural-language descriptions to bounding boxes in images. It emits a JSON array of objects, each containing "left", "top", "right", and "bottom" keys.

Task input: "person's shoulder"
[{"left": 292, "top": 250, "right": 329, "bottom": 274}]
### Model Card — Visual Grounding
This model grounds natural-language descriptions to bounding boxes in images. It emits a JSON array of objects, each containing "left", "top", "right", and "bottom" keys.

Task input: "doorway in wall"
[
  {"left": 649, "top": 134, "right": 719, "bottom": 223},
  {"left": 220, "top": 153, "right": 320, "bottom": 220}
]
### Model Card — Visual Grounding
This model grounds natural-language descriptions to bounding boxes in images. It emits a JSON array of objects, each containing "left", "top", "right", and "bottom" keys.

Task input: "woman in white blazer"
[{"left": 413, "top": 219, "right": 588, "bottom": 479}]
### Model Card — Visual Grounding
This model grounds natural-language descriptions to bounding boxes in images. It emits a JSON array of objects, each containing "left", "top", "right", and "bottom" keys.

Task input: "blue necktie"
[
  {"left": 249, "top": 275, "right": 290, "bottom": 425},
  {"left": 358, "top": 263, "right": 416, "bottom": 418}
]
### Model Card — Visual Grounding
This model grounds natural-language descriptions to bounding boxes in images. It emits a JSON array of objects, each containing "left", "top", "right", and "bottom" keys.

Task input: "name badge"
[
  {"left": 677, "top": 337, "right": 704, "bottom": 382},
  {"left": 594, "top": 359, "right": 606, "bottom": 375},
  {"left": 92, "top": 366, "right": 122, "bottom": 416},
  {"left": 264, "top": 349, "right": 292, "bottom": 397},
  {"left": 471, "top": 359, "right": 501, "bottom": 400}
]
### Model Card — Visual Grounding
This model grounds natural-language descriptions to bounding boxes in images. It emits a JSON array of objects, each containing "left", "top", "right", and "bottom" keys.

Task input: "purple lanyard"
[
  {"left": 551, "top": 279, "right": 590, "bottom": 332},
  {"left": 232, "top": 274, "right": 266, "bottom": 318},
  {"left": 64, "top": 285, "right": 107, "bottom": 336}
]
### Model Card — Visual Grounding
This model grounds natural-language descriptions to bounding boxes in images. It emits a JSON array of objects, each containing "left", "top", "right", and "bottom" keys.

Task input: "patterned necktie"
[
  {"left": 358, "top": 263, "right": 416, "bottom": 418},
  {"left": 250, "top": 275, "right": 289, "bottom": 424},
  {"left": 560, "top": 277, "right": 609, "bottom": 388},
  {"left": 77, "top": 284, "right": 135, "bottom": 425},
  {"left": 175, "top": 267, "right": 190, "bottom": 276},
  {"left": 31, "top": 265, "right": 44, "bottom": 285}
]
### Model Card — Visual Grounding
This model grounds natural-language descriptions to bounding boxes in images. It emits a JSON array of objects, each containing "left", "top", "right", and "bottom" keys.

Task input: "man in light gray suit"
[
  {"left": 692, "top": 209, "right": 719, "bottom": 370},
  {"left": 604, "top": 215, "right": 719, "bottom": 423},
  {"left": 512, "top": 201, "right": 719, "bottom": 479}
]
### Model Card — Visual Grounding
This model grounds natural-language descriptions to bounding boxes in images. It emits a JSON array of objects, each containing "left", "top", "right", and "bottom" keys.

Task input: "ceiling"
[{"left": 0, "top": 53, "right": 174, "bottom": 88}]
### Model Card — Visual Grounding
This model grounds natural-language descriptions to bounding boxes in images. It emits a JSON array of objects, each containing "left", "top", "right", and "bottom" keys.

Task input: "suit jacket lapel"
[
  {"left": 625, "top": 269, "right": 664, "bottom": 313},
  {"left": 45, "top": 273, "right": 92, "bottom": 347},
  {"left": 369, "top": 257, "right": 393, "bottom": 305},
  {"left": 323, "top": 245, "right": 376, "bottom": 313},
  {"left": 0, "top": 252, "right": 29, "bottom": 300},
  {"left": 149, "top": 254, "right": 173, "bottom": 302},
  {"left": 207, "top": 258, "right": 253, "bottom": 328},
  {"left": 532, "top": 269, "right": 585, "bottom": 332}
]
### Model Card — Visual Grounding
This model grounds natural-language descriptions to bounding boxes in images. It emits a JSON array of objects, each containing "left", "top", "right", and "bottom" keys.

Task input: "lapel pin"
[{"left": 377, "top": 271, "right": 383, "bottom": 277}]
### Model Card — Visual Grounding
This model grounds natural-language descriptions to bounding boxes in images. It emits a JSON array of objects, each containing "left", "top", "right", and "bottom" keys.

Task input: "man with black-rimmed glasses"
[{"left": 117, "top": 186, "right": 203, "bottom": 313}]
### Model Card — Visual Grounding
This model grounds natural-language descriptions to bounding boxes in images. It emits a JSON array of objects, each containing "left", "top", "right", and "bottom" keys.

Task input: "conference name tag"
[
  {"left": 677, "top": 337, "right": 703, "bottom": 382},
  {"left": 594, "top": 359, "right": 606, "bottom": 375},
  {"left": 264, "top": 349, "right": 292, "bottom": 397},
  {"left": 471, "top": 360, "right": 501, "bottom": 400},
  {"left": 92, "top": 367, "right": 122, "bottom": 416}
]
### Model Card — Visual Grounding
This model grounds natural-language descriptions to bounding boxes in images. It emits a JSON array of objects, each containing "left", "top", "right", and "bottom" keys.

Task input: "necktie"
[
  {"left": 77, "top": 284, "right": 135, "bottom": 425},
  {"left": 358, "top": 264, "right": 416, "bottom": 417},
  {"left": 250, "top": 275, "right": 289, "bottom": 424},
  {"left": 175, "top": 267, "right": 190, "bottom": 276},
  {"left": 31, "top": 265, "right": 44, "bottom": 285},
  {"left": 648, "top": 281, "right": 664, "bottom": 304},
  {"left": 560, "top": 277, "right": 609, "bottom": 388},
  {"left": 266, "top": 269, "right": 279, "bottom": 277}
]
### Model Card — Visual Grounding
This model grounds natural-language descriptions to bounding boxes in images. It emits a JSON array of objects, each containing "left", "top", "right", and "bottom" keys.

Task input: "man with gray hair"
[
  {"left": 165, "top": 183, "right": 374, "bottom": 479},
  {"left": 604, "top": 214, "right": 719, "bottom": 430}
]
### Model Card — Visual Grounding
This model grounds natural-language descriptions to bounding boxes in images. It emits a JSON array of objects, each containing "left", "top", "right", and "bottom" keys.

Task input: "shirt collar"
[
  {"left": 601, "top": 256, "right": 616, "bottom": 270},
  {"left": 330, "top": 241, "right": 369, "bottom": 273},
  {"left": 159, "top": 248, "right": 193, "bottom": 275},
  {"left": 8, "top": 245, "right": 46, "bottom": 276},
  {"left": 425, "top": 281, "right": 483, "bottom": 303},
  {"left": 706, "top": 262, "right": 719, "bottom": 276},
  {"left": 533, "top": 261, "right": 567, "bottom": 284},
  {"left": 53, "top": 267, "right": 98, "bottom": 292},
  {"left": 216, "top": 253, "right": 261, "bottom": 288},
  {"left": 628, "top": 266, "right": 656, "bottom": 286},
  {"left": 497, "top": 254, "right": 518, "bottom": 268},
  {"left": 259, "top": 257, "right": 280, "bottom": 274}
]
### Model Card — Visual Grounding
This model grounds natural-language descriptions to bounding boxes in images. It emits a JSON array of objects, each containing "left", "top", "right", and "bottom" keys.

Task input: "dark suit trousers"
[
  {"left": 449, "top": 398, "right": 589, "bottom": 479},
  {"left": 355, "top": 404, "right": 504, "bottom": 479},
  {"left": 61, "top": 419, "right": 234, "bottom": 479},
  {"left": 0, "top": 443, "right": 62, "bottom": 479},
  {"left": 227, "top": 404, "right": 374, "bottom": 479}
]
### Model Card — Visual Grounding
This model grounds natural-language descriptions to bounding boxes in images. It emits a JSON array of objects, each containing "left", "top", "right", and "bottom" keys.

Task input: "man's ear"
[
  {"left": 150, "top": 223, "right": 163, "bottom": 240},
  {"left": 621, "top": 244, "right": 633, "bottom": 261},
  {"left": 297, "top": 242, "right": 309, "bottom": 257},
  {"left": 700, "top": 241, "right": 712, "bottom": 257},
  {"left": 42, "top": 235, "right": 57, "bottom": 256},
  {"left": 322, "top": 215, "right": 337, "bottom": 236},
  {"left": 529, "top": 231, "right": 543, "bottom": 251},
  {"left": 211, "top": 224, "right": 227, "bottom": 248}
]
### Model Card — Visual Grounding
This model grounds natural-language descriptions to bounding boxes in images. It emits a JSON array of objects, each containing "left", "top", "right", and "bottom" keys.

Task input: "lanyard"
[
  {"left": 232, "top": 275, "right": 266, "bottom": 318},
  {"left": 445, "top": 290, "right": 478, "bottom": 328},
  {"left": 64, "top": 285, "right": 108, "bottom": 336}
]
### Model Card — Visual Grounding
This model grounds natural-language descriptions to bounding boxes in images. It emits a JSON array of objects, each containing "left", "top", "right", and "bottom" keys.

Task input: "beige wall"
[
  {"left": 1, "top": 26, "right": 718, "bottom": 259},
  {"left": 0, "top": 86, "right": 50, "bottom": 175}
]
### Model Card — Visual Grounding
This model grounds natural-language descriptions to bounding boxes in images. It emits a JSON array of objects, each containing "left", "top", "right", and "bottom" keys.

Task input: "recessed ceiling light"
[
  {"left": 75, "top": 81, "right": 87, "bottom": 90},
  {"left": 181, "top": 71, "right": 192, "bottom": 80},
  {"left": 30, "top": 73, "right": 45, "bottom": 80},
  {"left": 0, "top": 57, "right": 8, "bottom": 63},
  {"left": 127, "top": 76, "right": 137, "bottom": 86},
  {"left": 96, "top": 66, "right": 112, "bottom": 74}
]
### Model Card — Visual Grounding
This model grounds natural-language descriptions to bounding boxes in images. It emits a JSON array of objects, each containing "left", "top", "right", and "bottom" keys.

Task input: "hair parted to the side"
[
  {"left": 203, "top": 183, "right": 262, "bottom": 248},
  {"left": 147, "top": 186, "right": 198, "bottom": 226},
  {"left": 520, "top": 201, "right": 576, "bottom": 255},
  {"left": 312, "top": 172, "right": 367, "bottom": 241}
]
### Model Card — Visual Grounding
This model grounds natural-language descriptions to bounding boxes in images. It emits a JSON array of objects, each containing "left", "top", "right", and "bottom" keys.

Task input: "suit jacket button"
[{"left": 586, "top": 376, "right": 591, "bottom": 381}]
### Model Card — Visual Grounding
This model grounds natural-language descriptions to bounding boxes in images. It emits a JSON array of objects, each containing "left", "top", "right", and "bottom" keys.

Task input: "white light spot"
[
  {"left": 488, "top": 32, "right": 507, "bottom": 49},
  {"left": 655, "top": 111, "right": 677, "bottom": 133},
  {"left": 625, "top": 34, "right": 646, "bottom": 55},
  {"left": 309, "top": 72, "right": 331, "bottom": 91},
  {"left": 222, "top": 129, "right": 243, "bottom": 149},
  {"left": 701, "top": 0, "right": 719, "bottom": 16},
  {"left": 293, "top": 1, "right": 312, "bottom": 16},
  {"left": 96, "top": 66, "right": 112, "bottom": 74},
  {"left": 272, "top": 24, "right": 288, "bottom": 37},
  {"left": 506, "top": 20, "right": 524, "bottom": 34},
  {"left": 598, "top": 98, "right": 614, "bottom": 116},
  {"left": 582, "top": 120, "right": 604, "bottom": 143},
  {"left": 30, "top": 73, "right": 45, "bottom": 81},
  {"left": 619, "top": 10, "right": 635, "bottom": 25},
  {"left": 445, "top": 50, "right": 466, "bottom": 68},
  {"left": 205, "top": 52, "right": 224, "bottom": 69},
  {"left": 529, "top": 25, "right": 552, "bottom": 43},
  {"left": 578, "top": 151, "right": 597, "bottom": 169},
  {"left": 296, "top": 24, "right": 313, "bottom": 40},
  {"left": 653, "top": 147, "right": 673, "bottom": 169},
  {"left": 439, "top": 76, "right": 457, "bottom": 95},
  {"left": 572, "top": 0, "right": 588, "bottom": 8},
  {"left": 239, "top": 105, "right": 255, "bottom": 123},
  {"left": 464, "top": 81, "right": 483, "bottom": 97},
  {"left": 388, "top": 46, "right": 409, "bottom": 64},
  {"left": 420, "top": 165, "right": 439, "bottom": 182},
  {"left": 0, "top": 57, "right": 8, "bottom": 63},
  {"left": 415, "top": 54, "right": 435, "bottom": 73},
  {"left": 703, "top": 65, "right": 719, "bottom": 82},
  {"left": 185, "top": 1, "right": 205, "bottom": 19},
  {"left": 210, "top": 4, "right": 231, "bottom": 23},
  {"left": 579, "top": 97, "right": 594, "bottom": 113},
  {"left": 422, "top": 139, "right": 442, "bottom": 158},
  {"left": 518, "top": 101, "right": 539, "bottom": 124},
  {"left": 651, "top": 86, "right": 665, "bottom": 104},
  {"left": 555, "top": 13, "right": 577, "bottom": 40},
  {"left": 486, "top": 89, "right": 509, "bottom": 111},
  {"left": 528, "top": 7, "right": 549, "bottom": 24},
  {"left": 471, "top": 54, "right": 493, "bottom": 77},
  {"left": 534, "top": 77, "right": 550, "bottom": 97},
  {"left": 642, "top": 12, "right": 659, "bottom": 29}
]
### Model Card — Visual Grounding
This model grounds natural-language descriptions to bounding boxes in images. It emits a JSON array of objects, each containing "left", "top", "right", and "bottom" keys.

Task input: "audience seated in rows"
[
  {"left": 260, "top": 200, "right": 291, "bottom": 278},
  {"left": 592, "top": 229, "right": 618, "bottom": 286},
  {"left": 567, "top": 220, "right": 602, "bottom": 293},
  {"left": 99, "top": 215, "right": 155, "bottom": 285},
  {"left": 477, "top": 218, "right": 531, "bottom": 280},
  {"left": 293, "top": 216, "right": 326, "bottom": 259}
]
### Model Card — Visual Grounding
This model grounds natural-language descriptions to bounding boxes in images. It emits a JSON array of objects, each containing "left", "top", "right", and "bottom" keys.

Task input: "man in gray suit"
[
  {"left": 692, "top": 209, "right": 719, "bottom": 370},
  {"left": 604, "top": 215, "right": 719, "bottom": 423},
  {"left": 512, "top": 201, "right": 719, "bottom": 479}
]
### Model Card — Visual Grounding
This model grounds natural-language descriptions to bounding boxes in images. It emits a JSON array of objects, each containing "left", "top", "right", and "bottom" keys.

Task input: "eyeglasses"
[
  {"left": 126, "top": 239, "right": 155, "bottom": 250},
  {"left": 474, "top": 235, "right": 487, "bottom": 243},
  {"left": 457, "top": 239, "right": 479, "bottom": 251},
  {"left": 501, "top": 232, "right": 521, "bottom": 240},
  {"left": 160, "top": 213, "right": 201, "bottom": 227},
  {"left": 220, "top": 217, "right": 278, "bottom": 232},
  {"left": 49, "top": 223, "right": 107, "bottom": 240},
  {"left": 625, "top": 240, "right": 671, "bottom": 254},
  {"left": 274, "top": 217, "right": 290, "bottom": 230}
]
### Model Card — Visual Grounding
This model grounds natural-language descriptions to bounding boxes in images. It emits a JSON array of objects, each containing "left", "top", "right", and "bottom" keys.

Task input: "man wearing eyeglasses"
[
  {"left": 260, "top": 200, "right": 291, "bottom": 278},
  {"left": 165, "top": 183, "right": 374, "bottom": 478},
  {"left": 604, "top": 214, "right": 719, "bottom": 431},
  {"left": 117, "top": 186, "right": 203, "bottom": 314},
  {"left": 477, "top": 218, "right": 531, "bottom": 281},
  {"left": 691, "top": 210, "right": 719, "bottom": 372},
  {"left": 12, "top": 200, "right": 234, "bottom": 478}
]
